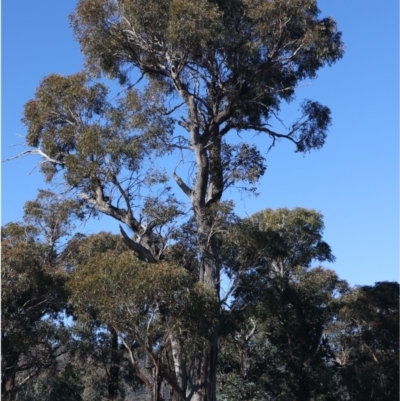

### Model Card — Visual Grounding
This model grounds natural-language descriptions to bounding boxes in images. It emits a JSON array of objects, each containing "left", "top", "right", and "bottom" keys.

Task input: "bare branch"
[
  {"left": 116, "top": 328, "right": 153, "bottom": 390},
  {"left": 111, "top": 174, "right": 132, "bottom": 215},
  {"left": 164, "top": 102, "right": 185, "bottom": 116},
  {"left": 245, "top": 125, "right": 299, "bottom": 147},
  {"left": 110, "top": 72, "right": 146, "bottom": 102},
  {"left": 173, "top": 160, "right": 192, "bottom": 198},
  {"left": 119, "top": 225, "right": 158, "bottom": 263},
  {"left": 2, "top": 149, "right": 65, "bottom": 166}
]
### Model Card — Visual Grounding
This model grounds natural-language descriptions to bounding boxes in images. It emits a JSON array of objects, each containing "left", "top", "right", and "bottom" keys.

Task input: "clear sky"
[{"left": 2, "top": 0, "right": 399, "bottom": 287}]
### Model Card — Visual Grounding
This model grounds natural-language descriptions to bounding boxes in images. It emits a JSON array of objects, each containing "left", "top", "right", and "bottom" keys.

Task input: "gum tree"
[
  {"left": 218, "top": 208, "right": 347, "bottom": 400},
  {"left": 19, "top": 1, "right": 343, "bottom": 400},
  {"left": 328, "top": 282, "right": 399, "bottom": 400},
  {"left": 1, "top": 192, "right": 81, "bottom": 400}
]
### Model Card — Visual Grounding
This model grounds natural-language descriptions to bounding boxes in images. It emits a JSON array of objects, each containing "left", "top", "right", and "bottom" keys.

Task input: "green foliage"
[
  {"left": 70, "top": 0, "right": 343, "bottom": 149},
  {"left": 23, "top": 190, "right": 84, "bottom": 248},
  {"left": 248, "top": 208, "right": 335, "bottom": 267},
  {"left": 217, "top": 208, "right": 398, "bottom": 401},
  {"left": 71, "top": 0, "right": 343, "bottom": 122},
  {"left": 233, "top": 269, "right": 346, "bottom": 400},
  {"left": 221, "top": 208, "right": 335, "bottom": 279},
  {"left": 22, "top": 73, "right": 173, "bottom": 186},
  {"left": 68, "top": 245, "right": 217, "bottom": 342},
  {"left": 1, "top": 192, "right": 88, "bottom": 400},
  {"left": 11, "top": 360, "right": 84, "bottom": 401},
  {"left": 329, "top": 282, "right": 399, "bottom": 401},
  {"left": 65, "top": 233, "right": 219, "bottom": 398},
  {"left": 3, "top": 202, "right": 398, "bottom": 400},
  {"left": 1, "top": 223, "right": 68, "bottom": 399},
  {"left": 217, "top": 208, "right": 348, "bottom": 400}
]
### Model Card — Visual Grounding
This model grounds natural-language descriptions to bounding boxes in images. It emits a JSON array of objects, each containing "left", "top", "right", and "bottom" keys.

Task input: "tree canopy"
[{"left": 22, "top": 0, "right": 344, "bottom": 271}]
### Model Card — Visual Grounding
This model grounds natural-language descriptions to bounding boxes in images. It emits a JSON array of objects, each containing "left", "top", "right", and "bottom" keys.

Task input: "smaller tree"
[
  {"left": 66, "top": 232, "right": 216, "bottom": 401},
  {"left": 1, "top": 191, "right": 81, "bottom": 400},
  {"left": 218, "top": 208, "right": 348, "bottom": 400},
  {"left": 328, "top": 281, "right": 399, "bottom": 401},
  {"left": 64, "top": 232, "right": 143, "bottom": 401}
]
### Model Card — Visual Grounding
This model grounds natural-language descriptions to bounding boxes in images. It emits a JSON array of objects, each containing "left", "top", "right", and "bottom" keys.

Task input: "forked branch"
[{"left": 119, "top": 225, "right": 158, "bottom": 263}]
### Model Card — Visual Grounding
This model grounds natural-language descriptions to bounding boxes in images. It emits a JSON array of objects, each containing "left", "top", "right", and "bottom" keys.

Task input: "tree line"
[{"left": 2, "top": 199, "right": 398, "bottom": 400}]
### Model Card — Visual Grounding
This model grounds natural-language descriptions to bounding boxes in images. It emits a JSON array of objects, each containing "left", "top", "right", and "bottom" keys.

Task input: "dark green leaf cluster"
[
  {"left": 1, "top": 225, "right": 68, "bottom": 400},
  {"left": 327, "top": 282, "right": 399, "bottom": 401}
]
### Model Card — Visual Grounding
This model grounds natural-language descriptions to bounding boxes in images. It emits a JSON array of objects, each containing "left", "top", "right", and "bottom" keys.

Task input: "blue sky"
[{"left": 2, "top": 0, "right": 399, "bottom": 286}]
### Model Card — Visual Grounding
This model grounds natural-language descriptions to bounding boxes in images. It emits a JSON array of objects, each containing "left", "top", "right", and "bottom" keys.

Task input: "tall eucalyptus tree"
[{"left": 19, "top": 1, "right": 343, "bottom": 399}]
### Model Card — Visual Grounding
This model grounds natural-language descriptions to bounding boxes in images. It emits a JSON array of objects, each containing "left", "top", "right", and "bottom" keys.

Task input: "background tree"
[
  {"left": 217, "top": 208, "right": 348, "bottom": 400},
  {"left": 63, "top": 232, "right": 130, "bottom": 401},
  {"left": 17, "top": 1, "right": 344, "bottom": 399},
  {"left": 328, "top": 281, "right": 399, "bottom": 401},
  {"left": 66, "top": 232, "right": 216, "bottom": 401},
  {"left": 3, "top": 199, "right": 398, "bottom": 400},
  {"left": 1, "top": 192, "right": 81, "bottom": 400}
]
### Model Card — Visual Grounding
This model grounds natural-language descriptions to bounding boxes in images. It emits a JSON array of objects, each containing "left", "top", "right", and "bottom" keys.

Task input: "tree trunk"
[
  {"left": 108, "top": 327, "right": 120, "bottom": 400},
  {"left": 1, "top": 345, "right": 19, "bottom": 401},
  {"left": 170, "top": 336, "right": 187, "bottom": 399},
  {"left": 191, "top": 213, "right": 220, "bottom": 401},
  {"left": 190, "top": 328, "right": 219, "bottom": 401},
  {"left": 2, "top": 374, "right": 17, "bottom": 401},
  {"left": 173, "top": 78, "right": 222, "bottom": 401}
]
